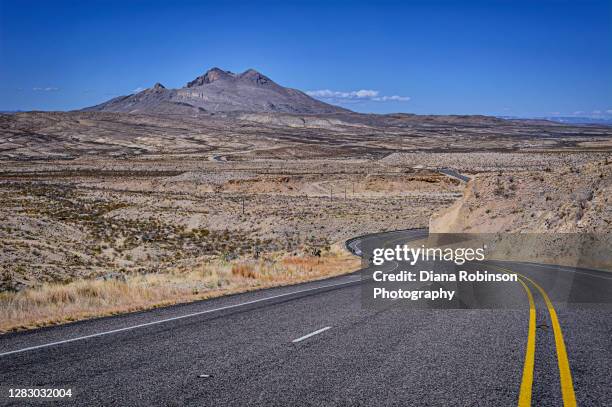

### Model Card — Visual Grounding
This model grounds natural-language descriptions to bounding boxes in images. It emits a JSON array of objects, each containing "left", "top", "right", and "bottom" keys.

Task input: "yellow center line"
[
  {"left": 515, "top": 277, "right": 537, "bottom": 407},
  {"left": 470, "top": 264, "right": 536, "bottom": 406},
  {"left": 491, "top": 264, "right": 577, "bottom": 407}
]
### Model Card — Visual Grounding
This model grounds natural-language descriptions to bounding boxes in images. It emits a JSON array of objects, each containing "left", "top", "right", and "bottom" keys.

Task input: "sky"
[{"left": 0, "top": 0, "right": 610, "bottom": 117}]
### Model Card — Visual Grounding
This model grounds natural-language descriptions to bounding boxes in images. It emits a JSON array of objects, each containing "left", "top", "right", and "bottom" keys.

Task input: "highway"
[{"left": 0, "top": 229, "right": 610, "bottom": 406}]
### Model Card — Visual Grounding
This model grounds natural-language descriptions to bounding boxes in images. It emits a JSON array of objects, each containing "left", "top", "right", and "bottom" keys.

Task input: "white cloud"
[
  {"left": 354, "top": 89, "right": 379, "bottom": 98},
  {"left": 372, "top": 95, "right": 410, "bottom": 102},
  {"left": 592, "top": 110, "right": 602, "bottom": 114},
  {"left": 606, "top": 109, "right": 612, "bottom": 114},
  {"left": 33, "top": 87, "right": 59, "bottom": 92},
  {"left": 306, "top": 89, "right": 379, "bottom": 99},
  {"left": 572, "top": 111, "right": 584, "bottom": 115},
  {"left": 132, "top": 87, "right": 146, "bottom": 93},
  {"left": 306, "top": 89, "right": 409, "bottom": 103},
  {"left": 306, "top": 89, "right": 335, "bottom": 98}
]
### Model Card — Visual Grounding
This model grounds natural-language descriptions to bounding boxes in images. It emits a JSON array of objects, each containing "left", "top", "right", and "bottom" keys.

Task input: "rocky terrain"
[
  {"left": 382, "top": 152, "right": 610, "bottom": 173},
  {"left": 430, "top": 159, "right": 611, "bottom": 233},
  {"left": 2, "top": 110, "right": 611, "bottom": 162}
]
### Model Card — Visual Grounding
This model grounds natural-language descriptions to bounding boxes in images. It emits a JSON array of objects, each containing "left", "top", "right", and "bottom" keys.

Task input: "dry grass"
[{"left": 0, "top": 250, "right": 359, "bottom": 333}]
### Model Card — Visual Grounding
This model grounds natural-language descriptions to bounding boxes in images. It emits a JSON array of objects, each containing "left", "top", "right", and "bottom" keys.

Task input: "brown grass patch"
[
  {"left": 231, "top": 263, "right": 258, "bottom": 279},
  {"left": 0, "top": 250, "right": 360, "bottom": 333}
]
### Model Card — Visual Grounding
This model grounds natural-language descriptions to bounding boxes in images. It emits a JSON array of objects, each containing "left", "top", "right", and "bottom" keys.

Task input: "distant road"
[
  {"left": 439, "top": 167, "right": 471, "bottom": 182},
  {"left": 211, "top": 154, "right": 227, "bottom": 162},
  {"left": 0, "top": 229, "right": 610, "bottom": 406}
]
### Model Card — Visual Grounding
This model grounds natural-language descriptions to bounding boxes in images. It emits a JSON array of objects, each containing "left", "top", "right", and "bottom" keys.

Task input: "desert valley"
[{"left": 0, "top": 68, "right": 610, "bottom": 331}]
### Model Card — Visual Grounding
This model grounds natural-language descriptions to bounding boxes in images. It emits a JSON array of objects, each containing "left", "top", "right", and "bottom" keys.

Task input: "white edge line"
[
  {"left": 0, "top": 278, "right": 360, "bottom": 358},
  {"left": 292, "top": 326, "right": 332, "bottom": 343}
]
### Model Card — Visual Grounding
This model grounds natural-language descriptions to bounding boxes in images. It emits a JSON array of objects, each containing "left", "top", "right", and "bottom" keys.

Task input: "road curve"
[
  {"left": 0, "top": 229, "right": 610, "bottom": 406},
  {"left": 439, "top": 168, "right": 471, "bottom": 182}
]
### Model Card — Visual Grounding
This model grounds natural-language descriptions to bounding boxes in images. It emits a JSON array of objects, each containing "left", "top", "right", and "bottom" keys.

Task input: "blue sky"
[{"left": 0, "top": 0, "right": 610, "bottom": 117}]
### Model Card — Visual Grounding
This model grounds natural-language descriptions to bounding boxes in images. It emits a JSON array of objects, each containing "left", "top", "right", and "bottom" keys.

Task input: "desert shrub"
[{"left": 493, "top": 178, "right": 505, "bottom": 196}]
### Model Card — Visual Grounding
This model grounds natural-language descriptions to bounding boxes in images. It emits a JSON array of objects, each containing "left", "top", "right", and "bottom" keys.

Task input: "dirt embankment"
[
  {"left": 430, "top": 160, "right": 611, "bottom": 234},
  {"left": 430, "top": 160, "right": 611, "bottom": 269}
]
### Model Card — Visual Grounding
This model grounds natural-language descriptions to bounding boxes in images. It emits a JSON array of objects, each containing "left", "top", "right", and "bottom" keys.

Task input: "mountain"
[
  {"left": 83, "top": 68, "right": 349, "bottom": 115},
  {"left": 537, "top": 116, "right": 612, "bottom": 126},
  {"left": 498, "top": 115, "right": 612, "bottom": 126}
]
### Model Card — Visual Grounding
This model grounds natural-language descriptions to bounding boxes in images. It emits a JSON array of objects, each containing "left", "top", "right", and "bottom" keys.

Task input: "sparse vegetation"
[{"left": 0, "top": 250, "right": 358, "bottom": 333}]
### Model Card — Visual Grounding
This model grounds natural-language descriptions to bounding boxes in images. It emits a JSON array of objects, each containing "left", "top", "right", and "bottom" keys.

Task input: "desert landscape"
[
  {"left": 3, "top": 1, "right": 612, "bottom": 404},
  {"left": 1, "top": 68, "right": 610, "bottom": 332}
]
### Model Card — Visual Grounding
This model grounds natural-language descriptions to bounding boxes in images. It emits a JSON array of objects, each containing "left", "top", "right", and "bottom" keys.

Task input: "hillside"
[{"left": 430, "top": 160, "right": 611, "bottom": 233}]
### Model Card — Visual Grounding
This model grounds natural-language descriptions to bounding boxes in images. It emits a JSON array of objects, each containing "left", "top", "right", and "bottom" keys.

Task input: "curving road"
[
  {"left": 438, "top": 168, "right": 471, "bottom": 183},
  {"left": 0, "top": 229, "right": 610, "bottom": 406}
]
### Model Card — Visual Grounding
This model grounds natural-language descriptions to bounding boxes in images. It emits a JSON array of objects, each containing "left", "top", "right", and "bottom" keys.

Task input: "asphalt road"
[
  {"left": 0, "top": 229, "right": 610, "bottom": 406},
  {"left": 438, "top": 168, "right": 471, "bottom": 183}
]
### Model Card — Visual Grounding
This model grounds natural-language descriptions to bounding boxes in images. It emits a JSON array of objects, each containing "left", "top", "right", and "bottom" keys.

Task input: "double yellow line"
[{"left": 490, "top": 265, "right": 577, "bottom": 407}]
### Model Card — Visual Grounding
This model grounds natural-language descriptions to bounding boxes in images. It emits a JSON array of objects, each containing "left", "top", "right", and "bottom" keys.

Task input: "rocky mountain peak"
[
  {"left": 238, "top": 69, "right": 272, "bottom": 86},
  {"left": 186, "top": 68, "right": 235, "bottom": 88}
]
